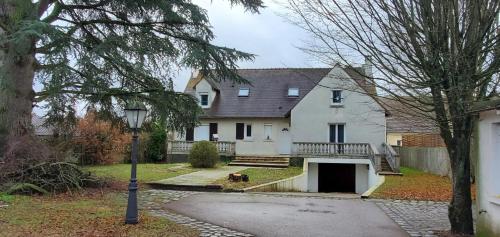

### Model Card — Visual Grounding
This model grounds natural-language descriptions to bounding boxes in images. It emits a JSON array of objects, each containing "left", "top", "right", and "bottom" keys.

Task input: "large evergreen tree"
[{"left": 0, "top": 0, "right": 264, "bottom": 157}]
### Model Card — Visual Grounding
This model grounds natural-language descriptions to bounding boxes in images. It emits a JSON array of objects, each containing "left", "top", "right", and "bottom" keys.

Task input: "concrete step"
[
  {"left": 378, "top": 171, "right": 403, "bottom": 176},
  {"left": 233, "top": 159, "right": 289, "bottom": 163},
  {"left": 228, "top": 162, "right": 288, "bottom": 168},
  {"left": 235, "top": 156, "right": 289, "bottom": 160}
]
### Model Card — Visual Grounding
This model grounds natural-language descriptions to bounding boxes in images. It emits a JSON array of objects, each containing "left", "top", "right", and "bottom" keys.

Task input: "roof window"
[
  {"left": 288, "top": 88, "right": 299, "bottom": 97},
  {"left": 238, "top": 88, "right": 249, "bottom": 97}
]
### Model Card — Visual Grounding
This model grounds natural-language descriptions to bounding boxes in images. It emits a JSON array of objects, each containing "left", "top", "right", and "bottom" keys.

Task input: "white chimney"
[
  {"left": 362, "top": 56, "right": 373, "bottom": 78},
  {"left": 191, "top": 68, "right": 200, "bottom": 78}
]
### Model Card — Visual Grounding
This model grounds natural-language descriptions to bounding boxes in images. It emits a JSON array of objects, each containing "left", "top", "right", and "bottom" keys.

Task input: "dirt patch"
[{"left": 434, "top": 230, "right": 474, "bottom": 237}]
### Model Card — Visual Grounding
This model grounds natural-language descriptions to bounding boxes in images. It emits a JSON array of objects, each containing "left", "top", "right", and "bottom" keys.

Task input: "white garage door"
[{"left": 194, "top": 125, "right": 210, "bottom": 141}]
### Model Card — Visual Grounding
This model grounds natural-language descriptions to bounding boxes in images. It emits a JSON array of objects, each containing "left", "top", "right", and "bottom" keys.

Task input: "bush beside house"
[{"left": 189, "top": 141, "right": 219, "bottom": 168}]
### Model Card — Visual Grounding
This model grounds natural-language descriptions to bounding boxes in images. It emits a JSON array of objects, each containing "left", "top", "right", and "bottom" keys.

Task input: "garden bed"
[
  {"left": 84, "top": 163, "right": 198, "bottom": 183},
  {"left": 213, "top": 167, "right": 303, "bottom": 191},
  {"left": 0, "top": 190, "right": 198, "bottom": 237},
  {"left": 371, "top": 167, "right": 476, "bottom": 201}
]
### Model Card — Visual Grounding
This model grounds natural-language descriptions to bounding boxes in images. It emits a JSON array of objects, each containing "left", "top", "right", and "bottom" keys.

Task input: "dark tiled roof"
[
  {"left": 470, "top": 98, "right": 500, "bottom": 113},
  {"left": 186, "top": 68, "right": 332, "bottom": 118},
  {"left": 32, "top": 115, "right": 55, "bottom": 136},
  {"left": 380, "top": 98, "right": 439, "bottom": 133}
]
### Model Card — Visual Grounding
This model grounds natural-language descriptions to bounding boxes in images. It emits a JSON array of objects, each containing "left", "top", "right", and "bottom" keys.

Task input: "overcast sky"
[
  {"left": 171, "top": 0, "right": 326, "bottom": 91},
  {"left": 34, "top": 0, "right": 326, "bottom": 115}
]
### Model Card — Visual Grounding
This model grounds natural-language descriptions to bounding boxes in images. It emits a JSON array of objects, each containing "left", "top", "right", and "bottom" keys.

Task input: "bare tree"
[{"left": 287, "top": 0, "right": 499, "bottom": 234}]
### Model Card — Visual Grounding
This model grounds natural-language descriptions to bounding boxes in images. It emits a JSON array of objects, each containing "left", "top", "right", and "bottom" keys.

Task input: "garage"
[{"left": 318, "top": 163, "right": 355, "bottom": 193}]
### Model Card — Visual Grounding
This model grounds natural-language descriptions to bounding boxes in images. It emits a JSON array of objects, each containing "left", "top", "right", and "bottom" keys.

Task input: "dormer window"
[
  {"left": 199, "top": 93, "right": 209, "bottom": 107},
  {"left": 288, "top": 88, "right": 299, "bottom": 97},
  {"left": 238, "top": 88, "right": 249, "bottom": 97},
  {"left": 331, "top": 90, "right": 343, "bottom": 105}
]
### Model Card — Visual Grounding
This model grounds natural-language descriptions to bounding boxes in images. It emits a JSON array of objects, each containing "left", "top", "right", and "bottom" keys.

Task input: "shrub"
[
  {"left": 73, "top": 110, "right": 129, "bottom": 165},
  {"left": 189, "top": 141, "right": 219, "bottom": 168},
  {"left": 146, "top": 123, "right": 167, "bottom": 162}
]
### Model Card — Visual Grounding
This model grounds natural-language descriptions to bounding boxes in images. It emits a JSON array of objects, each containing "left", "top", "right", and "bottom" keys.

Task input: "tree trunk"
[
  {"left": 0, "top": 33, "right": 37, "bottom": 157},
  {"left": 447, "top": 131, "right": 474, "bottom": 234}
]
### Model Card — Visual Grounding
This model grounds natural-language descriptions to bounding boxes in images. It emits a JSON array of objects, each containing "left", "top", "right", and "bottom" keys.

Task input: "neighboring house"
[
  {"left": 32, "top": 114, "right": 55, "bottom": 137},
  {"left": 170, "top": 59, "right": 399, "bottom": 194},
  {"left": 381, "top": 98, "right": 444, "bottom": 147},
  {"left": 471, "top": 99, "right": 500, "bottom": 236}
]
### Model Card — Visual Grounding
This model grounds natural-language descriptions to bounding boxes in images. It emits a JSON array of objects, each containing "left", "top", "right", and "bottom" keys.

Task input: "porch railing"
[
  {"left": 383, "top": 143, "right": 400, "bottom": 172},
  {"left": 292, "top": 142, "right": 373, "bottom": 157},
  {"left": 168, "top": 140, "right": 236, "bottom": 156},
  {"left": 292, "top": 142, "right": 383, "bottom": 173}
]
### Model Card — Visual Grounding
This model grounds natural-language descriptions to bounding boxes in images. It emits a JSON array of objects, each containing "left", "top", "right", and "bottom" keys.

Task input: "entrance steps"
[
  {"left": 379, "top": 156, "right": 403, "bottom": 175},
  {"left": 228, "top": 156, "right": 290, "bottom": 168}
]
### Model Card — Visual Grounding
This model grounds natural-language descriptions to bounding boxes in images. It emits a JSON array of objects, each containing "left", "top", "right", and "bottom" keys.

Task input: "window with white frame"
[
  {"left": 264, "top": 124, "right": 272, "bottom": 140},
  {"left": 329, "top": 124, "right": 345, "bottom": 143},
  {"left": 199, "top": 93, "right": 209, "bottom": 107},
  {"left": 246, "top": 124, "right": 252, "bottom": 138},
  {"left": 288, "top": 88, "right": 299, "bottom": 97},
  {"left": 238, "top": 88, "right": 249, "bottom": 97},
  {"left": 331, "top": 90, "right": 343, "bottom": 105}
]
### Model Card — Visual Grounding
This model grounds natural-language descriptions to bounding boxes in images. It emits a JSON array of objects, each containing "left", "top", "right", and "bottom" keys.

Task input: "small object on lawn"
[
  {"left": 242, "top": 174, "right": 249, "bottom": 182},
  {"left": 228, "top": 173, "right": 242, "bottom": 182}
]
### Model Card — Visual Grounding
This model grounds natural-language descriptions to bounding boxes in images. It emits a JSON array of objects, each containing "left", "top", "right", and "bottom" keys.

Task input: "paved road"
[{"left": 165, "top": 192, "right": 409, "bottom": 237}]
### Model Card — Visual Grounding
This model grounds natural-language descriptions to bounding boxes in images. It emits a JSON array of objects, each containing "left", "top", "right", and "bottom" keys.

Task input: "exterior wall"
[
  {"left": 304, "top": 158, "right": 378, "bottom": 194},
  {"left": 476, "top": 109, "right": 500, "bottom": 237},
  {"left": 290, "top": 67, "right": 386, "bottom": 152},
  {"left": 402, "top": 133, "right": 445, "bottom": 147},
  {"left": 387, "top": 133, "right": 403, "bottom": 146},
  {"left": 179, "top": 118, "right": 290, "bottom": 156},
  {"left": 194, "top": 79, "right": 217, "bottom": 108}
]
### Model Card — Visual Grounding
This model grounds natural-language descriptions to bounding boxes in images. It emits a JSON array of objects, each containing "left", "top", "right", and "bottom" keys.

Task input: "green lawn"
[
  {"left": 214, "top": 166, "right": 303, "bottom": 190},
  {"left": 0, "top": 191, "right": 198, "bottom": 237},
  {"left": 84, "top": 163, "right": 198, "bottom": 183},
  {"left": 371, "top": 167, "right": 476, "bottom": 202}
]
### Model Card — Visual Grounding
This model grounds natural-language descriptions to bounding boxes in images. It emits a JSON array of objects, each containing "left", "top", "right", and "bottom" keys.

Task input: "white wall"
[
  {"left": 194, "top": 79, "right": 217, "bottom": 108},
  {"left": 355, "top": 164, "right": 369, "bottom": 194},
  {"left": 291, "top": 67, "right": 386, "bottom": 151},
  {"left": 387, "top": 133, "right": 403, "bottom": 146},
  {"left": 476, "top": 109, "right": 500, "bottom": 236},
  {"left": 304, "top": 158, "right": 378, "bottom": 194},
  {"left": 191, "top": 118, "right": 290, "bottom": 156}
]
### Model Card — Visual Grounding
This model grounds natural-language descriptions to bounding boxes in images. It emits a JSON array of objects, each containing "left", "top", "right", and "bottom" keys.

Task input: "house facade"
[
  {"left": 472, "top": 100, "right": 500, "bottom": 236},
  {"left": 170, "top": 61, "right": 397, "bottom": 194}
]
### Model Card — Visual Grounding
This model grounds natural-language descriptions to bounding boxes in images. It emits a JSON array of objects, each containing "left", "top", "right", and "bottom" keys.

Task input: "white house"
[
  {"left": 169, "top": 60, "right": 398, "bottom": 194},
  {"left": 472, "top": 99, "right": 500, "bottom": 236}
]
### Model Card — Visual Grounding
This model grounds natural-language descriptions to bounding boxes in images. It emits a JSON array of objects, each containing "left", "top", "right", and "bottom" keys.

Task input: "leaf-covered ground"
[
  {"left": 0, "top": 190, "right": 198, "bottom": 237},
  {"left": 84, "top": 163, "right": 199, "bottom": 183},
  {"left": 214, "top": 166, "right": 303, "bottom": 190},
  {"left": 371, "top": 167, "right": 476, "bottom": 202}
]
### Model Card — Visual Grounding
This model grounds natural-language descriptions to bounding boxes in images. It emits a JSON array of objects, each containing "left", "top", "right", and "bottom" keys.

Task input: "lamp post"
[{"left": 124, "top": 100, "right": 147, "bottom": 225}]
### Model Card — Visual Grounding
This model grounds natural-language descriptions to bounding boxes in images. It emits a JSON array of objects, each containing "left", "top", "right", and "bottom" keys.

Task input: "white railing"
[
  {"left": 292, "top": 142, "right": 382, "bottom": 173},
  {"left": 292, "top": 142, "right": 373, "bottom": 156},
  {"left": 168, "top": 140, "right": 236, "bottom": 155},
  {"left": 383, "top": 143, "right": 400, "bottom": 172}
]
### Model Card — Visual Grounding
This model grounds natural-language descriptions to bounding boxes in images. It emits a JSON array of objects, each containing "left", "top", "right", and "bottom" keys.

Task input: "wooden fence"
[{"left": 398, "top": 147, "right": 451, "bottom": 177}]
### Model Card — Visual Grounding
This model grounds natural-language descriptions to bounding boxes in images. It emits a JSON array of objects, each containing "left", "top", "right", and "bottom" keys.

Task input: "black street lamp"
[{"left": 124, "top": 100, "right": 147, "bottom": 225}]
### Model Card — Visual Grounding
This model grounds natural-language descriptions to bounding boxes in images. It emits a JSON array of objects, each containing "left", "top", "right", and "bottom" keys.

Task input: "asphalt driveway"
[{"left": 165, "top": 193, "right": 408, "bottom": 237}]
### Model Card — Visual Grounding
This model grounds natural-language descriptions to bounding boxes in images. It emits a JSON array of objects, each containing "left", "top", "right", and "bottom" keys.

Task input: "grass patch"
[
  {"left": 84, "top": 163, "right": 198, "bottom": 183},
  {"left": 214, "top": 167, "right": 303, "bottom": 190},
  {"left": 0, "top": 192, "right": 198, "bottom": 237},
  {"left": 371, "top": 167, "right": 476, "bottom": 202}
]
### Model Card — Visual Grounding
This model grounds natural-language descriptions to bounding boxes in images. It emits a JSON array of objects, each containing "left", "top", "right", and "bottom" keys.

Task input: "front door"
[
  {"left": 194, "top": 125, "right": 210, "bottom": 141},
  {"left": 279, "top": 127, "right": 291, "bottom": 154}
]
